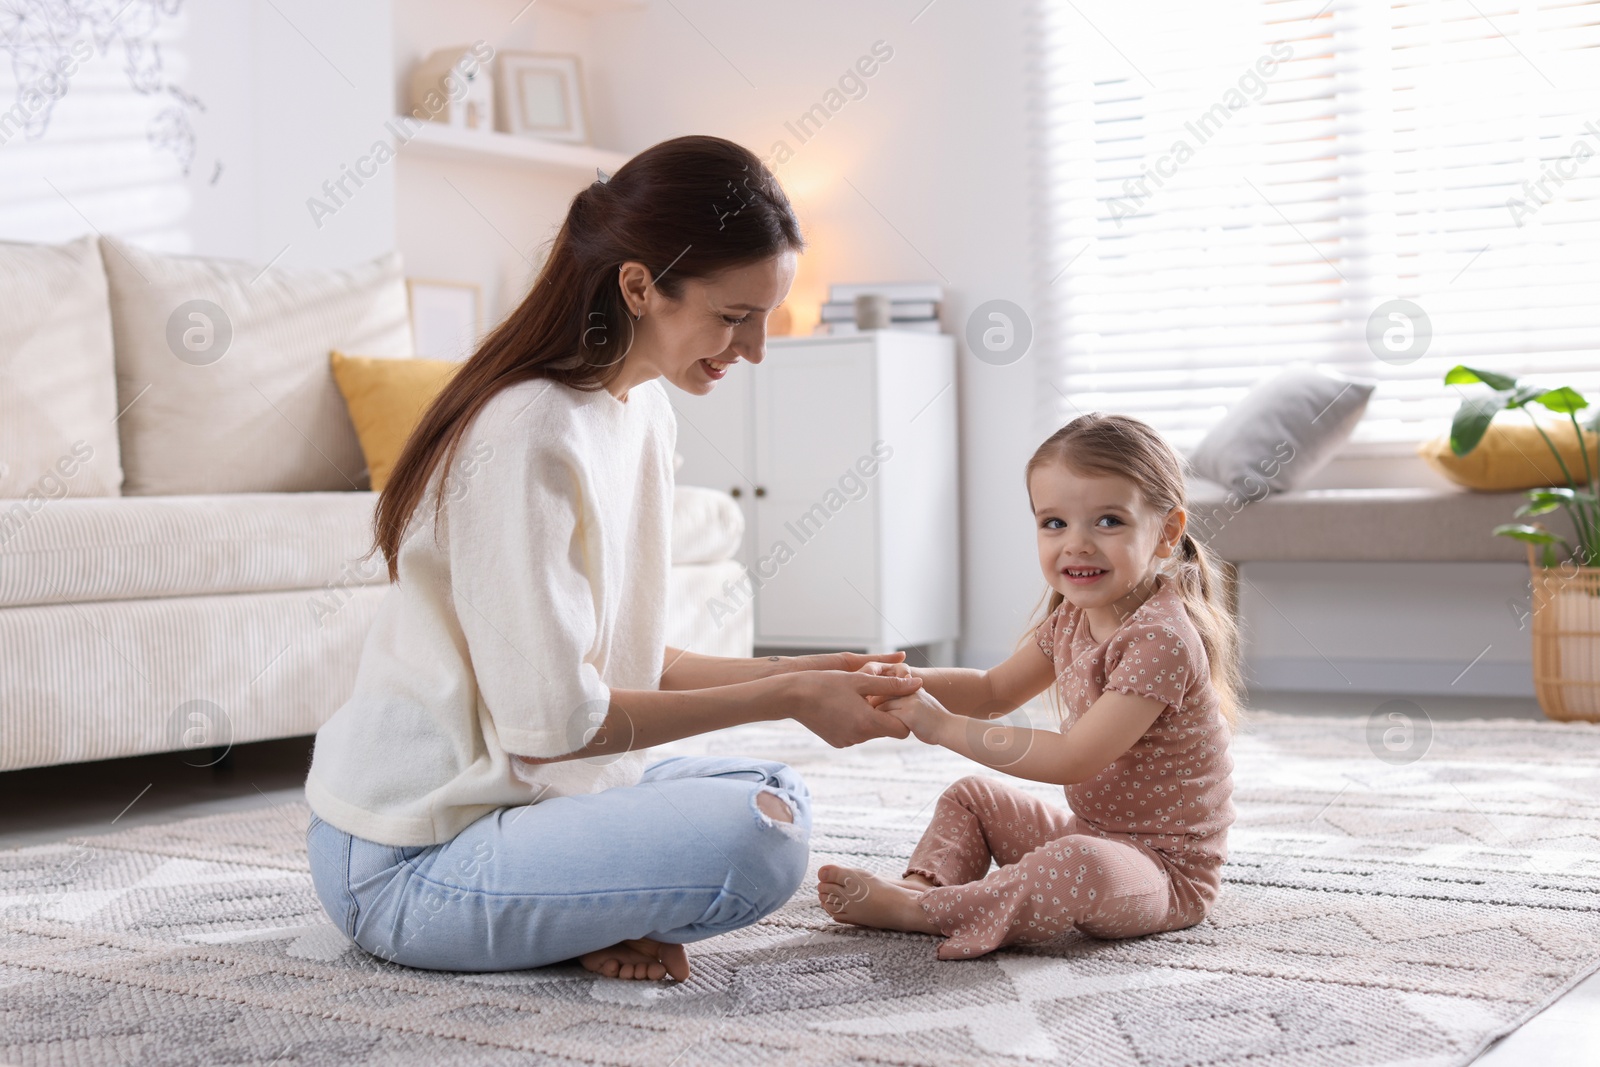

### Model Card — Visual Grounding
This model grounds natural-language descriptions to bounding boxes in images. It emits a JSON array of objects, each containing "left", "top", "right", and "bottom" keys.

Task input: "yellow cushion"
[
  {"left": 1419, "top": 419, "right": 1598, "bottom": 492},
  {"left": 330, "top": 351, "right": 460, "bottom": 491}
]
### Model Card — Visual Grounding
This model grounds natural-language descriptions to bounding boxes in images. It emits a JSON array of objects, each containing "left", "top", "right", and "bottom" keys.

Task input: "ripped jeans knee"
[{"left": 755, "top": 789, "right": 795, "bottom": 824}]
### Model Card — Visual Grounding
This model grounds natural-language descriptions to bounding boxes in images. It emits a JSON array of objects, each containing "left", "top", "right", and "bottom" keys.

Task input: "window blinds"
[{"left": 1034, "top": 0, "right": 1600, "bottom": 451}]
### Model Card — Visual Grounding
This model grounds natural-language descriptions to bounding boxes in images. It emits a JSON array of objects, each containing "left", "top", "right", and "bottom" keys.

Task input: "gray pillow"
[{"left": 1189, "top": 367, "right": 1374, "bottom": 496}]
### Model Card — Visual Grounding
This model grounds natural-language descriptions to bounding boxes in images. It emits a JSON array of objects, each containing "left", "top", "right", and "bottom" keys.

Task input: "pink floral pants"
[{"left": 905, "top": 775, "right": 1208, "bottom": 960}]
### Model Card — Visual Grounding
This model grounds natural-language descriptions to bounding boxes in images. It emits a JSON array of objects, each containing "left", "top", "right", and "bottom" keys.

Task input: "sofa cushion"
[
  {"left": 100, "top": 237, "right": 413, "bottom": 495},
  {"left": 1189, "top": 367, "right": 1375, "bottom": 495},
  {"left": 330, "top": 350, "right": 460, "bottom": 491},
  {"left": 0, "top": 492, "right": 384, "bottom": 609},
  {"left": 672, "top": 484, "right": 743, "bottom": 564},
  {"left": 0, "top": 235, "right": 123, "bottom": 498},
  {"left": 1418, "top": 419, "right": 1596, "bottom": 492},
  {"left": 0, "top": 484, "right": 744, "bottom": 609}
]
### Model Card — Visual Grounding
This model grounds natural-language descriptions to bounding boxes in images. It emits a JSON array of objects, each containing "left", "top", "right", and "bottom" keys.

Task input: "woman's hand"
[
  {"left": 781, "top": 650, "right": 909, "bottom": 676},
  {"left": 785, "top": 669, "right": 922, "bottom": 748},
  {"left": 659, "top": 648, "right": 909, "bottom": 691},
  {"left": 880, "top": 688, "right": 957, "bottom": 746}
]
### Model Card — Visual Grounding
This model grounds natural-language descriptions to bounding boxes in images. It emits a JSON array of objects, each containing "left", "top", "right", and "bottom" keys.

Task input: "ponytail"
[{"left": 1173, "top": 531, "right": 1242, "bottom": 729}]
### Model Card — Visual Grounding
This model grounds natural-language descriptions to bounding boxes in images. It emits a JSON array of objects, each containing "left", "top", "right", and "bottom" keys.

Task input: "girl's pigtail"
[{"left": 1173, "top": 532, "right": 1242, "bottom": 728}]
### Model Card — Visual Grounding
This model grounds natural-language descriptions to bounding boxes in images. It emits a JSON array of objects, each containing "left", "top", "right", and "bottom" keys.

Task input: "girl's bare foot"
[
  {"left": 579, "top": 937, "right": 690, "bottom": 981},
  {"left": 817, "top": 864, "right": 940, "bottom": 934}
]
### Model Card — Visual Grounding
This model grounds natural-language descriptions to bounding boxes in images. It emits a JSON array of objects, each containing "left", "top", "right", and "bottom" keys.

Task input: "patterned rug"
[{"left": 2, "top": 711, "right": 1599, "bottom": 1066}]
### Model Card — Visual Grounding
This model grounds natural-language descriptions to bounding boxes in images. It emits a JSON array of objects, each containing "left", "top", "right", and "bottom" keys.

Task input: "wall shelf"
[{"left": 395, "top": 118, "right": 631, "bottom": 175}]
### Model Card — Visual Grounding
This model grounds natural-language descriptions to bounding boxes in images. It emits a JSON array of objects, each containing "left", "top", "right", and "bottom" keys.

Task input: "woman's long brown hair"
[
  {"left": 1024, "top": 413, "right": 1243, "bottom": 728},
  {"left": 373, "top": 135, "right": 803, "bottom": 579}
]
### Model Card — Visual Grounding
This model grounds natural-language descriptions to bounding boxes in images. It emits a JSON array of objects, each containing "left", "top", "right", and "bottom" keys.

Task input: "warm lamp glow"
[
  {"left": 768, "top": 304, "right": 794, "bottom": 336},
  {"left": 767, "top": 150, "right": 865, "bottom": 335}
]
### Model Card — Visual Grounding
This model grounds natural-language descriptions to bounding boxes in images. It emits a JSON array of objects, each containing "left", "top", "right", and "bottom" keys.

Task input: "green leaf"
[
  {"left": 1505, "top": 384, "right": 1550, "bottom": 409},
  {"left": 1445, "top": 365, "right": 1518, "bottom": 390},
  {"left": 1524, "top": 487, "right": 1598, "bottom": 507},
  {"left": 1493, "top": 523, "right": 1562, "bottom": 544},
  {"left": 1450, "top": 394, "right": 1507, "bottom": 455},
  {"left": 1534, "top": 386, "right": 1589, "bottom": 414},
  {"left": 1544, "top": 543, "right": 1560, "bottom": 568},
  {"left": 1516, "top": 499, "right": 1563, "bottom": 517}
]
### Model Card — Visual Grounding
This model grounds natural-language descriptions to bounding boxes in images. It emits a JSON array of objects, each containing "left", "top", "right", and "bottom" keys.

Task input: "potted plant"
[{"left": 1447, "top": 365, "right": 1600, "bottom": 721}]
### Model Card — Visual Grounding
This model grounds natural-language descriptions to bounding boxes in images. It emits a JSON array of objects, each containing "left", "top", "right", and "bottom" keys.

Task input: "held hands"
[
  {"left": 846, "top": 651, "right": 954, "bottom": 745},
  {"left": 877, "top": 687, "right": 956, "bottom": 746},
  {"left": 788, "top": 657, "right": 921, "bottom": 748},
  {"left": 854, "top": 655, "right": 914, "bottom": 708}
]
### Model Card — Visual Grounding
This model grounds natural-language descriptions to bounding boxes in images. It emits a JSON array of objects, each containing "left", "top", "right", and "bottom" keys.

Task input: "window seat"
[{"left": 1188, "top": 481, "right": 1530, "bottom": 564}]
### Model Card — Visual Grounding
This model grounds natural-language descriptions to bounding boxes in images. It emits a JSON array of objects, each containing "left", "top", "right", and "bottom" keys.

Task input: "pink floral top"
[{"left": 1033, "top": 577, "right": 1235, "bottom": 867}]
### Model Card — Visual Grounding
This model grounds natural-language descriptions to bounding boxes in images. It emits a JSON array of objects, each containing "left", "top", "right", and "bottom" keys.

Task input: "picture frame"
[
  {"left": 495, "top": 52, "right": 589, "bottom": 145},
  {"left": 406, "top": 278, "right": 482, "bottom": 362}
]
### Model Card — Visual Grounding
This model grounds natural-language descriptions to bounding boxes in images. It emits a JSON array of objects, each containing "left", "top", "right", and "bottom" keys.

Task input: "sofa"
[{"left": 0, "top": 235, "right": 751, "bottom": 773}]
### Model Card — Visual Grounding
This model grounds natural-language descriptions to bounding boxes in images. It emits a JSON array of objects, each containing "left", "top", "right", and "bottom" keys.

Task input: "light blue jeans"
[{"left": 306, "top": 755, "right": 811, "bottom": 971}]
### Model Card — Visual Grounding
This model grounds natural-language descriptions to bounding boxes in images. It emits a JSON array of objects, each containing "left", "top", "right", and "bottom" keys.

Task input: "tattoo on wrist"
[{"left": 767, "top": 656, "right": 781, "bottom": 662}]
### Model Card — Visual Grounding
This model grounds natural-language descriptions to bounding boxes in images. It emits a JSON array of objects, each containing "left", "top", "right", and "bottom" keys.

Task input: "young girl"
[{"left": 818, "top": 413, "right": 1239, "bottom": 960}]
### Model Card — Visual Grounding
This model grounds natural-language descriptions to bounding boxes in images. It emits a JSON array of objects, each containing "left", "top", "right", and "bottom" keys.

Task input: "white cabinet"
[{"left": 669, "top": 332, "right": 960, "bottom": 661}]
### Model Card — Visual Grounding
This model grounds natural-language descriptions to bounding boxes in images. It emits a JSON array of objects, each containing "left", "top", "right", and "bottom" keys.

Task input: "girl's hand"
[
  {"left": 880, "top": 688, "right": 956, "bottom": 746},
  {"left": 857, "top": 656, "right": 914, "bottom": 707}
]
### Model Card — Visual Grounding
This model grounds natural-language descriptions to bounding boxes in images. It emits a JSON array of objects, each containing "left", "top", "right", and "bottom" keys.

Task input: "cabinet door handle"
[
  {"left": 730, "top": 487, "right": 742, "bottom": 498},
  {"left": 754, "top": 486, "right": 767, "bottom": 497}
]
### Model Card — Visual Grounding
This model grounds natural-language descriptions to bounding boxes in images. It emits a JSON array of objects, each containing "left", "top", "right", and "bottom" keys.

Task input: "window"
[{"left": 1034, "top": 0, "right": 1600, "bottom": 451}]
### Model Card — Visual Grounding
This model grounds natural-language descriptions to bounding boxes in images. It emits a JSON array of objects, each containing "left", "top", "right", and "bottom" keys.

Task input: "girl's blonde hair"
[{"left": 1023, "top": 413, "right": 1242, "bottom": 728}]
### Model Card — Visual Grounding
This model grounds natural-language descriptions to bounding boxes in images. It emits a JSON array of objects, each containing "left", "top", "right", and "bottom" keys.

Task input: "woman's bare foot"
[
  {"left": 579, "top": 937, "right": 690, "bottom": 981},
  {"left": 817, "top": 864, "right": 940, "bottom": 934}
]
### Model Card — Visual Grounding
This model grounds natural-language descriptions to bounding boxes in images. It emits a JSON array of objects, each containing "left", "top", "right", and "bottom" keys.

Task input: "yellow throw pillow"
[
  {"left": 330, "top": 351, "right": 460, "bottom": 491},
  {"left": 1418, "top": 419, "right": 1598, "bottom": 492}
]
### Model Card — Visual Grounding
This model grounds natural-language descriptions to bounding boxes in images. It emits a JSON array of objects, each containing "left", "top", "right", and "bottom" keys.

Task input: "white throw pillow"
[
  {"left": 101, "top": 237, "right": 413, "bottom": 495},
  {"left": 0, "top": 235, "right": 123, "bottom": 499},
  {"left": 1188, "top": 367, "right": 1375, "bottom": 496}
]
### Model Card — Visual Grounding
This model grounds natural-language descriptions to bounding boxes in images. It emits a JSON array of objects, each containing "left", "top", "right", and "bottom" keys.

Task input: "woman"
[{"left": 304, "top": 135, "right": 922, "bottom": 983}]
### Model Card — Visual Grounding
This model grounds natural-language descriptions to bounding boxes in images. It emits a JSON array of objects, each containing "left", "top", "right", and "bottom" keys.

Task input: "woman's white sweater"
[{"left": 305, "top": 377, "right": 676, "bottom": 845}]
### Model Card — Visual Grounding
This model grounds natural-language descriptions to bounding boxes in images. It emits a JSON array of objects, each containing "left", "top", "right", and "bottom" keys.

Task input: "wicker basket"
[{"left": 1528, "top": 544, "right": 1600, "bottom": 722}]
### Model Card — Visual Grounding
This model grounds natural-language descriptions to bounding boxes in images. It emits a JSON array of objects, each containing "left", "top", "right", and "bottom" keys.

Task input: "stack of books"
[{"left": 815, "top": 282, "right": 943, "bottom": 335}]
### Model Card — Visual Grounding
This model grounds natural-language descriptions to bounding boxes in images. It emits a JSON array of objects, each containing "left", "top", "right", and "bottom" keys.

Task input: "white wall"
[
  {"left": 256, "top": 0, "right": 398, "bottom": 267},
  {"left": 586, "top": 0, "right": 1045, "bottom": 667}
]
